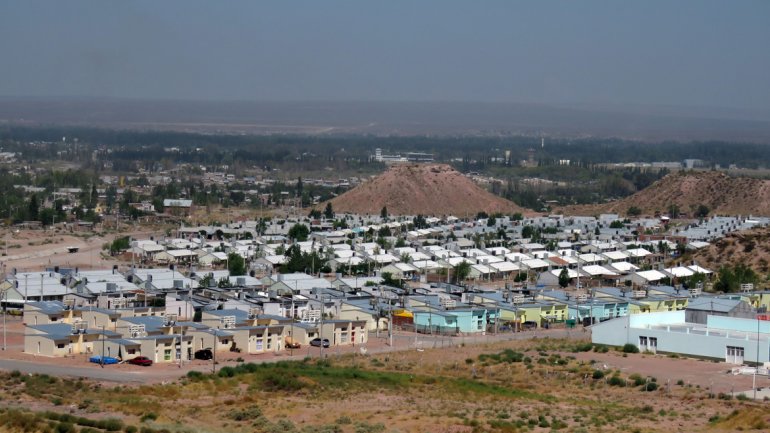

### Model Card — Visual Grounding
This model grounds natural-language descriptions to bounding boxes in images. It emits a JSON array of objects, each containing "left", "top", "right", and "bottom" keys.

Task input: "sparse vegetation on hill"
[
  {"left": 678, "top": 226, "right": 770, "bottom": 286},
  {"left": 561, "top": 171, "right": 770, "bottom": 217}
]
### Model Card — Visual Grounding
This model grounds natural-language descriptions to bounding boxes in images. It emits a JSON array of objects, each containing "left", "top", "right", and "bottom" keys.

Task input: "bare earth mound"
[
  {"left": 326, "top": 164, "right": 528, "bottom": 216},
  {"left": 562, "top": 171, "right": 770, "bottom": 217}
]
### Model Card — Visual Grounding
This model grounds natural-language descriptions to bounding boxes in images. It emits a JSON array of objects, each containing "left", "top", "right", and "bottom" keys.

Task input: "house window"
[
  {"left": 477, "top": 320, "right": 483, "bottom": 331},
  {"left": 256, "top": 340, "right": 263, "bottom": 351},
  {"left": 222, "top": 339, "right": 229, "bottom": 345},
  {"left": 128, "top": 349, "right": 136, "bottom": 355},
  {"left": 267, "top": 338, "right": 272, "bottom": 350},
  {"left": 341, "top": 332, "right": 348, "bottom": 343},
  {"left": 57, "top": 343, "right": 66, "bottom": 349}
]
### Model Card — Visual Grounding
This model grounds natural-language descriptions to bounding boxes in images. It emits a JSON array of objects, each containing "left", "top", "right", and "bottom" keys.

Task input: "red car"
[{"left": 127, "top": 356, "right": 153, "bottom": 367}]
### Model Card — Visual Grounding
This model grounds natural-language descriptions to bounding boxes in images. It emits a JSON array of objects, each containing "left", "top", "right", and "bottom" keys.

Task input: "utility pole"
[
  {"left": 754, "top": 316, "right": 760, "bottom": 400},
  {"left": 319, "top": 296, "right": 325, "bottom": 358},
  {"left": 2, "top": 289, "right": 7, "bottom": 351},
  {"left": 100, "top": 325, "right": 105, "bottom": 368},
  {"left": 290, "top": 281, "right": 296, "bottom": 356},
  {"left": 213, "top": 325, "right": 218, "bottom": 374},
  {"left": 388, "top": 303, "right": 393, "bottom": 348}
]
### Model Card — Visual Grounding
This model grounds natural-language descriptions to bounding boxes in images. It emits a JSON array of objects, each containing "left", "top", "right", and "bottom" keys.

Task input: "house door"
[
  {"left": 648, "top": 337, "right": 657, "bottom": 354},
  {"left": 639, "top": 336, "right": 648, "bottom": 352},
  {"left": 726, "top": 346, "right": 744, "bottom": 364}
]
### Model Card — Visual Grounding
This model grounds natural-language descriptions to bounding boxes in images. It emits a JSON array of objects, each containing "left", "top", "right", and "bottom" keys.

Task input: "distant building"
[
  {"left": 163, "top": 199, "right": 193, "bottom": 216},
  {"left": 373, "top": 148, "right": 433, "bottom": 164}
]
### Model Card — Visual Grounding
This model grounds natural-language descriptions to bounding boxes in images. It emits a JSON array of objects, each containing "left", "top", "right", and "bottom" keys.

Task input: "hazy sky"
[{"left": 2, "top": 1, "right": 769, "bottom": 110}]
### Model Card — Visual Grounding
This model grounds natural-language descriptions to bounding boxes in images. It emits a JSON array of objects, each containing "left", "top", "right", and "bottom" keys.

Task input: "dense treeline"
[{"left": 3, "top": 126, "right": 770, "bottom": 170}]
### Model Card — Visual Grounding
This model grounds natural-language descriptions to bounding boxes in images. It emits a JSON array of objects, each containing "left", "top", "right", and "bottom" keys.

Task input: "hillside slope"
[
  {"left": 325, "top": 164, "right": 529, "bottom": 216},
  {"left": 562, "top": 171, "right": 770, "bottom": 217},
  {"left": 677, "top": 226, "right": 770, "bottom": 278}
]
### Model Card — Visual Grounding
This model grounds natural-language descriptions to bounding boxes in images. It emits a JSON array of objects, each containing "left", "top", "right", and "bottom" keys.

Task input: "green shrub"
[
  {"left": 592, "top": 370, "right": 605, "bottom": 380},
  {"left": 140, "top": 413, "right": 157, "bottom": 423},
  {"left": 218, "top": 366, "right": 236, "bottom": 378},
  {"left": 185, "top": 371, "right": 205, "bottom": 380},
  {"left": 622, "top": 344, "right": 639, "bottom": 354},
  {"left": 608, "top": 376, "right": 626, "bottom": 387}
]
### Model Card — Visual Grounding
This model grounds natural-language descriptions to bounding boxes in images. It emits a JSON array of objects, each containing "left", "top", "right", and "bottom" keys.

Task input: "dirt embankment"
[{"left": 325, "top": 163, "right": 530, "bottom": 216}]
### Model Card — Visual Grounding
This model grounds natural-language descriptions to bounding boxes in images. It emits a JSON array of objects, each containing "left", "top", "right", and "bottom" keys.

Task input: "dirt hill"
[
  {"left": 676, "top": 226, "right": 770, "bottom": 280},
  {"left": 562, "top": 171, "right": 770, "bottom": 217},
  {"left": 325, "top": 164, "right": 529, "bottom": 216}
]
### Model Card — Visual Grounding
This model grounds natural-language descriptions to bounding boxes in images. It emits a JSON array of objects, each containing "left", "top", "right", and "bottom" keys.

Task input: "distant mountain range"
[{"left": 1, "top": 97, "right": 769, "bottom": 142}]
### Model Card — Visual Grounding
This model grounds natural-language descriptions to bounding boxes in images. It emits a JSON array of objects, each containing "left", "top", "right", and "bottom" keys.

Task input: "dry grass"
[{"left": 0, "top": 338, "right": 765, "bottom": 433}]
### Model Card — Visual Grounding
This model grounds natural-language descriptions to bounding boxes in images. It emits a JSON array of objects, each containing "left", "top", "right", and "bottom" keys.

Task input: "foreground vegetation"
[{"left": 0, "top": 338, "right": 766, "bottom": 433}]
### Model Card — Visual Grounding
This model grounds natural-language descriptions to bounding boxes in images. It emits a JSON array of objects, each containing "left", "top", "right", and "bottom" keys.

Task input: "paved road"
[
  {"left": 0, "top": 328, "right": 584, "bottom": 383},
  {"left": 0, "top": 359, "right": 150, "bottom": 383}
]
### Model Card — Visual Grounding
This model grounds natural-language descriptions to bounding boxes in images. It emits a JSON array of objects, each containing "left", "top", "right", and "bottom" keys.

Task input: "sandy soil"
[
  {"left": 0, "top": 227, "right": 163, "bottom": 273},
  {"left": 326, "top": 164, "right": 530, "bottom": 216}
]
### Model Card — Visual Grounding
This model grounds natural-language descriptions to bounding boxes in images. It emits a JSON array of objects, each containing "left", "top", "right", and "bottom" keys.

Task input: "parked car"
[
  {"left": 284, "top": 337, "right": 301, "bottom": 349},
  {"left": 309, "top": 338, "right": 330, "bottom": 348},
  {"left": 127, "top": 356, "right": 153, "bottom": 367},
  {"left": 194, "top": 348, "right": 213, "bottom": 360},
  {"left": 89, "top": 355, "right": 119, "bottom": 365},
  {"left": 522, "top": 321, "right": 538, "bottom": 330}
]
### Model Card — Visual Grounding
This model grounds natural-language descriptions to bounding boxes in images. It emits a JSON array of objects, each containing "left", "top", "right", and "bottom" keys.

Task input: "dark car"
[
  {"left": 194, "top": 348, "right": 214, "bottom": 360},
  {"left": 127, "top": 356, "right": 153, "bottom": 367},
  {"left": 309, "top": 338, "right": 330, "bottom": 348},
  {"left": 522, "top": 321, "right": 538, "bottom": 330}
]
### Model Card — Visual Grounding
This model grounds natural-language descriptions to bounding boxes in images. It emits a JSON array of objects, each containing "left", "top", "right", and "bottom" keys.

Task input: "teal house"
[{"left": 412, "top": 306, "right": 490, "bottom": 335}]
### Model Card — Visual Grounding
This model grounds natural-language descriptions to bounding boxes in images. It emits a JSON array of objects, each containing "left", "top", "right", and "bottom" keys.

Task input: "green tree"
[
  {"left": 106, "top": 185, "right": 118, "bottom": 210},
  {"left": 694, "top": 204, "right": 710, "bottom": 218},
  {"left": 380, "top": 206, "right": 388, "bottom": 220},
  {"left": 609, "top": 220, "right": 624, "bottom": 229},
  {"left": 324, "top": 202, "right": 334, "bottom": 219},
  {"left": 288, "top": 223, "right": 310, "bottom": 242},
  {"left": 295, "top": 177, "right": 303, "bottom": 197},
  {"left": 627, "top": 206, "right": 642, "bottom": 217},
  {"left": 487, "top": 215, "right": 497, "bottom": 227},
  {"left": 714, "top": 264, "right": 757, "bottom": 292},
  {"left": 308, "top": 208, "right": 322, "bottom": 219},
  {"left": 453, "top": 261, "right": 471, "bottom": 284},
  {"left": 381, "top": 272, "right": 402, "bottom": 288},
  {"left": 412, "top": 214, "right": 428, "bottom": 229},
  {"left": 667, "top": 204, "right": 680, "bottom": 218},
  {"left": 558, "top": 268, "right": 570, "bottom": 288},
  {"left": 109, "top": 236, "right": 131, "bottom": 254},
  {"left": 521, "top": 225, "right": 536, "bottom": 239},
  {"left": 28, "top": 193, "right": 39, "bottom": 221},
  {"left": 227, "top": 252, "right": 246, "bottom": 276}
]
